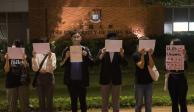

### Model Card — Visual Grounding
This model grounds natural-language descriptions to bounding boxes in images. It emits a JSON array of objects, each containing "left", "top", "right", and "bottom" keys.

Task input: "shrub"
[{"left": 1, "top": 95, "right": 194, "bottom": 111}]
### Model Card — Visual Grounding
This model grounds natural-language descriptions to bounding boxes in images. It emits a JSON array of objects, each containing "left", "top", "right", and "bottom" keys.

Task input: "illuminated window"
[
  {"left": 164, "top": 23, "right": 173, "bottom": 34},
  {"left": 173, "top": 22, "right": 188, "bottom": 32},
  {"left": 189, "top": 22, "right": 194, "bottom": 31}
]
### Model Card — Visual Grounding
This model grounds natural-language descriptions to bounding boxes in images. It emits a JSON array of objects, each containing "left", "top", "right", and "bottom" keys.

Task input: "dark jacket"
[
  {"left": 99, "top": 52, "right": 128, "bottom": 85},
  {"left": 61, "top": 46, "right": 93, "bottom": 87}
]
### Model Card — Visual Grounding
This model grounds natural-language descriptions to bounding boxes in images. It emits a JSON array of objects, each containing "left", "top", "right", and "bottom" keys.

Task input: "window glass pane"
[
  {"left": 165, "top": 8, "right": 172, "bottom": 22},
  {"left": 189, "top": 22, "right": 194, "bottom": 31},
  {"left": 190, "top": 8, "right": 194, "bottom": 22},
  {"left": 173, "top": 22, "right": 188, "bottom": 31},
  {"left": 164, "top": 23, "right": 173, "bottom": 34},
  {"left": 174, "top": 8, "right": 188, "bottom": 22}
]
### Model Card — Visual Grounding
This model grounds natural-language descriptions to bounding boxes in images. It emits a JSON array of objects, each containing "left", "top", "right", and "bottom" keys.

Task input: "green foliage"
[
  {"left": 0, "top": 95, "right": 194, "bottom": 111},
  {"left": 0, "top": 41, "right": 7, "bottom": 74}
]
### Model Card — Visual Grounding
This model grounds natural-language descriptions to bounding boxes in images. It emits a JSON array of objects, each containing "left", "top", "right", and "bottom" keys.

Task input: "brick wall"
[{"left": 29, "top": 0, "right": 164, "bottom": 41}]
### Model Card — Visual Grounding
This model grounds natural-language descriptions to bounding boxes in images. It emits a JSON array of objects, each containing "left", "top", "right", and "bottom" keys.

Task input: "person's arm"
[
  {"left": 148, "top": 49, "right": 154, "bottom": 68},
  {"left": 98, "top": 48, "right": 106, "bottom": 60},
  {"left": 135, "top": 49, "right": 145, "bottom": 69},
  {"left": 22, "top": 54, "right": 29, "bottom": 68},
  {"left": 46, "top": 52, "right": 57, "bottom": 72},
  {"left": 60, "top": 48, "right": 70, "bottom": 67},
  {"left": 136, "top": 55, "right": 144, "bottom": 69},
  {"left": 31, "top": 52, "right": 39, "bottom": 72},
  {"left": 4, "top": 53, "right": 10, "bottom": 73},
  {"left": 83, "top": 47, "right": 94, "bottom": 65}
]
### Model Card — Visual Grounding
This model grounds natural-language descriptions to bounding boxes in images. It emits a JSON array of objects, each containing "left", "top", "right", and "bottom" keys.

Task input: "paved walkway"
[{"left": 88, "top": 105, "right": 194, "bottom": 112}]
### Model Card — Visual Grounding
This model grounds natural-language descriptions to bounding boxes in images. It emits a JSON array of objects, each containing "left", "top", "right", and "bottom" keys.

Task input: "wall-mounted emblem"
[{"left": 89, "top": 9, "right": 101, "bottom": 23}]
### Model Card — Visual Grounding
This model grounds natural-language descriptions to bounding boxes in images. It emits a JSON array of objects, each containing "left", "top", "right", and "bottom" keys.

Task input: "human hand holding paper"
[
  {"left": 82, "top": 50, "right": 87, "bottom": 56},
  {"left": 120, "top": 48, "right": 124, "bottom": 57}
]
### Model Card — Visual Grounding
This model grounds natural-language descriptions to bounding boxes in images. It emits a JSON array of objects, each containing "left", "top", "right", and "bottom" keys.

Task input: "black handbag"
[{"left": 32, "top": 54, "right": 48, "bottom": 88}]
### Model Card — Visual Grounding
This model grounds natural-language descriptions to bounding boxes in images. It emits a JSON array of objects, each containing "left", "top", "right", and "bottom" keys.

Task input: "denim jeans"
[{"left": 135, "top": 83, "right": 153, "bottom": 112}]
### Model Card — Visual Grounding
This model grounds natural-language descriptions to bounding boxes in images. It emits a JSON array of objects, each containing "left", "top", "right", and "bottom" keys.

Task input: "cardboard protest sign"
[{"left": 166, "top": 45, "right": 185, "bottom": 70}]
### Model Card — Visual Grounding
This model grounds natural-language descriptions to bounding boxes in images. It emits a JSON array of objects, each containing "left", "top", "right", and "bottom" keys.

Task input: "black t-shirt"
[
  {"left": 6, "top": 59, "right": 23, "bottom": 88},
  {"left": 132, "top": 52, "right": 153, "bottom": 84}
]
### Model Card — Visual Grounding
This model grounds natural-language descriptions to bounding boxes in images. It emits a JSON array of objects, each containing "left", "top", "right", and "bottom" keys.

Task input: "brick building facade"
[{"left": 29, "top": 0, "right": 164, "bottom": 41}]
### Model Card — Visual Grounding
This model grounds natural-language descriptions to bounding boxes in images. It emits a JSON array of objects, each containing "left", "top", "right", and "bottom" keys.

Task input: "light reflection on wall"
[{"left": 132, "top": 26, "right": 145, "bottom": 39}]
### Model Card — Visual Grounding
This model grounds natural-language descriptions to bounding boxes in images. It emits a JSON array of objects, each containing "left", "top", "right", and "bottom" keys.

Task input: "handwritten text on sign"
[{"left": 166, "top": 45, "right": 185, "bottom": 70}]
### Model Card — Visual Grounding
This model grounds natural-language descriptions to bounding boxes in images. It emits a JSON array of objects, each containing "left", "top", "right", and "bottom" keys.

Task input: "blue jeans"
[{"left": 135, "top": 83, "right": 153, "bottom": 112}]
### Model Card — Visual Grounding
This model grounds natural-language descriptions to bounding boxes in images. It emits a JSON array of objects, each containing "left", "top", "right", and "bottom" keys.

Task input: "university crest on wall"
[{"left": 89, "top": 9, "right": 101, "bottom": 23}]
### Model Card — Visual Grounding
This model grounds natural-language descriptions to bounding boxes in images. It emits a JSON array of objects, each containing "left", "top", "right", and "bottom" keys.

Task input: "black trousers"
[
  {"left": 37, "top": 73, "right": 54, "bottom": 112},
  {"left": 67, "top": 81, "right": 87, "bottom": 112},
  {"left": 168, "top": 74, "right": 188, "bottom": 112}
]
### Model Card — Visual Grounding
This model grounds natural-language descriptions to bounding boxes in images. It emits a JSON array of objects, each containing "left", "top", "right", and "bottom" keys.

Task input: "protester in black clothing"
[
  {"left": 166, "top": 38, "right": 188, "bottom": 112},
  {"left": 132, "top": 37, "right": 155, "bottom": 112},
  {"left": 98, "top": 32, "right": 127, "bottom": 112},
  {"left": 60, "top": 31, "right": 93, "bottom": 112},
  {"left": 4, "top": 40, "right": 30, "bottom": 112}
]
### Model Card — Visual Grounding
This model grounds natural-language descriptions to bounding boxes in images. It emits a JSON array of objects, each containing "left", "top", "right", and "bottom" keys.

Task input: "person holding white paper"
[
  {"left": 132, "top": 37, "right": 156, "bottom": 112},
  {"left": 98, "top": 32, "right": 127, "bottom": 112},
  {"left": 60, "top": 31, "right": 93, "bottom": 112},
  {"left": 31, "top": 39, "right": 56, "bottom": 112},
  {"left": 165, "top": 38, "right": 188, "bottom": 112},
  {"left": 4, "top": 40, "right": 30, "bottom": 112}
]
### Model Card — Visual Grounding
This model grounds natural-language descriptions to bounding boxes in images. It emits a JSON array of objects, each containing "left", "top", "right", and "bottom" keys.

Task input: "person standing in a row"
[
  {"left": 4, "top": 40, "right": 30, "bottom": 112},
  {"left": 32, "top": 39, "right": 57, "bottom": 112},
  {"left": 60, "top": 31, "right": 93, "bottom": 112},
  {"left": 166, "top": 38, "right": 188, "bottom": 112},
  {"left": 132, "top": 37, "right": 155, "bottom": 112},
  {"left": 98, "top": 33, "right": 128, "bottom": 112}
]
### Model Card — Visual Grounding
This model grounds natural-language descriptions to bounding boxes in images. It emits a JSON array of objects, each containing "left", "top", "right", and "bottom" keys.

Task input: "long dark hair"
[
  {"left": 170, "top": 38, "right": 183, "bottom": 45},
  {"left": 13, "top": 40, "right": 22, "bottom": 47}
]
